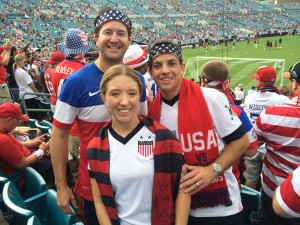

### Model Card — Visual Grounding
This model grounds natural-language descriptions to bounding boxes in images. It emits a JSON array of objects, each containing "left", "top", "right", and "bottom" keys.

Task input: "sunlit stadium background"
[{"left": 1, "top": 0, "right": 300, "bottom": 93}]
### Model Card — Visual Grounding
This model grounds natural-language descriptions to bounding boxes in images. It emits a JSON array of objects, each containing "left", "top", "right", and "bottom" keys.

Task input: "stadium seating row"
[
  {"left": 1, "top": 0, "right": 299, "bottom": 46},
  {"left": 0, "top": 167, "right": 83, "bottom": 225}
]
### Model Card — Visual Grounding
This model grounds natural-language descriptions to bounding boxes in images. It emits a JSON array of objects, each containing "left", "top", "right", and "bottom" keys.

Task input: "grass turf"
[{"left": 182, "top": 34, "right": 300, "bottom": 92}]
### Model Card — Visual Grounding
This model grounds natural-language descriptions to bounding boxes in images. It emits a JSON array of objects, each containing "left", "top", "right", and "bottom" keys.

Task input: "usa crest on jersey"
[{"left": 138, "top": 136, "right": 154, "bottom": 157}]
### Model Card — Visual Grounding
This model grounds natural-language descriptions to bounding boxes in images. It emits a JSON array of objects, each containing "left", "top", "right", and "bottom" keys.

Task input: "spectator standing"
[
  {"left": 50, "top": 29, "right": 92, "bottom": 217},
  {"left": 235, "top": 84, "right": 244, "bottom": 105},
  {"left": 247, "top": 86, "right": 256, "bottom": 95},
  {"left": 200, "top": 60, "right": 258, "bottom": 186},
  {"left": 30, "top": 50, "right": 46, "bottom": 93},
  {"left": 123, "top": 44, "right": 158, "bottom": 100},
  {"left": 50, "top": 7, "right": 147, "bottom": 225},
  {"left": 5, "top": 46, "right": 20, "bottom": 103},
  {"left": 43, "top": 51, "right": 65, "bottom": 112},
  {"left": 13, "top": 54, "right": 42, "bottom": 120},
  {"left": 0, "top": 41, "right": 13, "bottom": 104},
  {"left": 243, "top": 66, "right": 289, "bottom": 190},
  {"left": 253, "top": 61, "right": 300, "bottom": 225},
  {"left": 148, "top": 41, "right": 250, "bottom": 225}
]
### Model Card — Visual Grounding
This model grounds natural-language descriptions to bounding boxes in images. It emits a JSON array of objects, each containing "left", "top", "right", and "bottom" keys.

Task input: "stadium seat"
[
  {"left": 2, "top": 181, "right": 35, "bottom": 224},
  {"left": 0, "top": 167, "right": 47, "bottom": 199},
  {"left": 23, "top": 167, "right": 47, "bottom": 199},
  {"left": 27, "top": 215, "right": 42, "bottom": 225},
  {"left": 39, "top": 100, "right": 51, "bottom": 110},
  {"left": 39, "top": 189, "right": 76, "bottom": 225},
  {"left": 3, "top": 181, "right": 76, "bottom": 225},
  {"left": 0, "top": 168, "right": 24, "bottom": 191},
  {"left": 241, "top": 184, "right": 261, "bottom": 225},
  {"left": 28, "top": 119, "right": 37, "bottom": 128},
  {"left": 34, "top": 120, "right": 52, "bottom": 134}
]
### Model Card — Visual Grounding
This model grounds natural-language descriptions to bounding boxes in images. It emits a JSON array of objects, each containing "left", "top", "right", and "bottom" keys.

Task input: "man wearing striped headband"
[
  {"left": 148, "top": 41, "right": 250, "bottom": 225},
  {"left": 51, "top": 7, "right": 147, "bottom": 225},
  {"left": 201, "top": 59, "right": 258, "bottom": 188},
  {"left": 93, "top": 7, "right": 132, "bottom": 66}
]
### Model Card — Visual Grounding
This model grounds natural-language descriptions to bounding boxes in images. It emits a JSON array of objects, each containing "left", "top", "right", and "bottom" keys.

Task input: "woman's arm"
[
  {"left": 28, "top": 82, "right": 38, "bottom": 93},
  {"left": 175, "top": 165, "right": 191, "bottom": 225},
  {"left": 91, "top": 178, "right": 113, "bottom": 225}
]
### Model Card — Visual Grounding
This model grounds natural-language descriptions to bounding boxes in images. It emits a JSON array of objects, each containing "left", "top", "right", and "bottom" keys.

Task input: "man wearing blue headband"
[
  {"left": 148, "top": 41, "right": 250, "bottom": 225},
  {"left": 50, "top": 7, "right": 147, "bottom": 225}
]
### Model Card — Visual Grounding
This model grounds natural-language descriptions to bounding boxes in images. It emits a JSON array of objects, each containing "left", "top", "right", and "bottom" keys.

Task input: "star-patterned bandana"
[
  {"left": 94, "top": 9, "right": 132, "bottom": 36},
  {"left": 149, "top": 42, "right": 182, "bottom": 66}
]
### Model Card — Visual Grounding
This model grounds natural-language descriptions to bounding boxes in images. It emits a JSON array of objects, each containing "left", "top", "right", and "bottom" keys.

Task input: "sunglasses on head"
[{"left": 289, "top": 69, "right": 298, "bottom": 80}]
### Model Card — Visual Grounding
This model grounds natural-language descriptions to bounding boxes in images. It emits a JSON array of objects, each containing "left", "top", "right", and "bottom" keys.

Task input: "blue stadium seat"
[
  {"left": 0, "top": 167, "right": 47, "bottom": 199},
  {"left": 23, "top": 167, "right": 47, "bottom": 199},
  {"left": 34, "top": 120, "right": 52, "bottom": 134},
  {"left": 3, "top": 181, "right": 76, "bottom": 225},
  {"left": 39, "top": 100, "right": 51, "bottom": 110},
  {"left": 28, "top": 119, "right": 37, "bottom": 128},
  {"left": 27, "top": 215, "right": 42, "bottom": 225},
  {"left": 241, "top": 184, "right": 261, "bottom": 225},
  {"left": 40, "top": 189, "right": 76, "bottom": 225},
  {"left": 2, "top": 181, "right": 35, "bottom": 224}
]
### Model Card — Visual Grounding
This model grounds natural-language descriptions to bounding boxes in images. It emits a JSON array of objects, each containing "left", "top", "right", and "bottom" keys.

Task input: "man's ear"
[
  {"left": 292, "top": 79, "right": 298, "bottom": 91},
  {"left": 181, "top": 63, "right": 186, "bottom": 74},
  {"left": 94, "top": 33, "right": 98, "bottom": 43},
  {"left": 148, "top": 68, "right": 153, "bottom": 77},
  {"left": 100, "top": 94, "right": 106, "bottom": 105}
]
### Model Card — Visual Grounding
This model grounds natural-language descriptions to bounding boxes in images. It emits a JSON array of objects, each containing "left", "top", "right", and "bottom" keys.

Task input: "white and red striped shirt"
[
  {"left": 254, "top": 94, "right": 300, "bottom": 198},
  {"left": 276, "top": 166, "right": 300, "bottom": 218}
]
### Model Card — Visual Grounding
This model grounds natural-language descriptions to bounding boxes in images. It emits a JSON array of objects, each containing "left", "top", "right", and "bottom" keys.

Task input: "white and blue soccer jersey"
[
  {"left": 144, "top": 72, "right": 158, "bottom": 98},
  {"left": 53, "top": 62, "right": 147, "bottom": 200}
]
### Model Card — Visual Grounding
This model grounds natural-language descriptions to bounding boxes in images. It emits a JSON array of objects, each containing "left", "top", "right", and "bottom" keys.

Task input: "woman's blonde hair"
[
  {"left": 13, "top": 54, "right": 26, "bottom": 74},
  {"left": 100, "top": 65, "right": 142, "bottom": 95}
]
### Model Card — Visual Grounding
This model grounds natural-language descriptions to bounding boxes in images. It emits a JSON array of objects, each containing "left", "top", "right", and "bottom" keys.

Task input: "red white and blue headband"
[
  {"left": 149, "top": 42, "right": 182, "bottom": 66},
  {"left": 94, "top": 9, "right": 132, "bottom": 36}
]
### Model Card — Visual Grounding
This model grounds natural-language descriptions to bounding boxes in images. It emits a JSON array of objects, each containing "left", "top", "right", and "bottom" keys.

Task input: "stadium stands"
[{"left": 1, "top": 0, "right": 299, "bottom": 48}]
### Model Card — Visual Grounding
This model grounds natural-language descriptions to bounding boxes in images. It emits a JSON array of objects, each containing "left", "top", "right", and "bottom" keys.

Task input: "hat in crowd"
[
  {"left": 41, "top": 58, "right": 49, "bottom": 64},
  {"left": 46, "top": 51, "right": 65, "bottom": 65},
  {"left": 123, "top": 45, "right": 149, "bottom": 68},
  {"left": 0, "top": 103, "right": 29, "bottom": 121},
  {"left": 33, "top": 47, "right": 41, "bottom": 52},
  {"left": 251, "top": 66, "right": 277, "bottom": 82},
  {"left": 57, "top": 42, "right": 65, "bottom": 54},
  {"left": 64, "top": 28, "right": 92, "bottom": 56},
  {"left": 283, "top": 61, "right": 300, "bottom": 82},
  {"left": 0, "top": 46, "right": 4, "bottom": 53}
]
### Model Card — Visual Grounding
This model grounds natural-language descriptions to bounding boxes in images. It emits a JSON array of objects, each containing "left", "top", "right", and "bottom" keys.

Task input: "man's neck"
[{"left": 94, "top": 56, "right": 123, "bottom": 72}]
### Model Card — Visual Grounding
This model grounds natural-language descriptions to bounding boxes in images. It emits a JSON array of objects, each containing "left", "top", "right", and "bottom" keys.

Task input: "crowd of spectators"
[{"left": 1, "top": 0, "right": 299, "bottom": 49}]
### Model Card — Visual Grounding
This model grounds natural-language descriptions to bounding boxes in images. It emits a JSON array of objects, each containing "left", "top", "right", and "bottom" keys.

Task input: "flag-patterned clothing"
[
  {"left": 254, "top": 94, "right": 300, "bottom": 198},
  {"left": 53, "top": 62, "right": 147, "bottom": 201},
  {"left": 276, "top": 166, "right": 300, "bottom": 218}
]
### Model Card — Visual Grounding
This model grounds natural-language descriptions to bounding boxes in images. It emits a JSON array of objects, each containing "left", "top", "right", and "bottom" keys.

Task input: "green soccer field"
[{"left": 182, "top": 35, "right": 300, "bottom": 93}]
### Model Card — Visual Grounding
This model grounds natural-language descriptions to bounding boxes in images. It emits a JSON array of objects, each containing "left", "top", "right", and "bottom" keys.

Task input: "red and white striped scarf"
[{"left": 149, "top": 78, "right": 232, "bottom": 208}]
